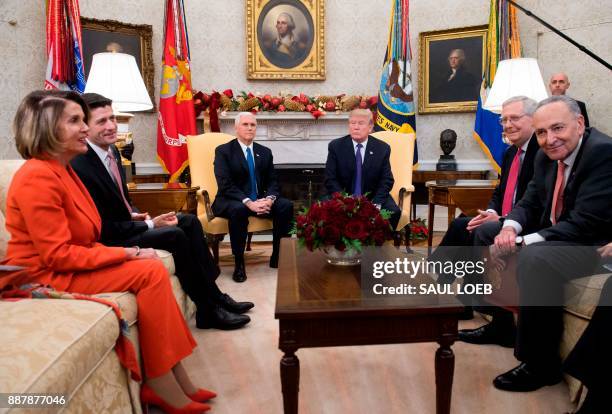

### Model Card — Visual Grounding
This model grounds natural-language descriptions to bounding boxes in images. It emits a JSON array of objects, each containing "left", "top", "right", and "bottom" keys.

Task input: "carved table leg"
[
  {"left": 280, "top": 350, "right": 300, "bottom": 414},
  {"left": 427, "top": 201, "right": 435, "bottom": 255},
  {"left": 435, "top": 334, "right": 455, "bottom": 414}
]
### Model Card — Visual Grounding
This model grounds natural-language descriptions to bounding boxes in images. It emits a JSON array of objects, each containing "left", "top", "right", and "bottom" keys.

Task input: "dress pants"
[
  {"left": 380, "top": 197, "right": 401, "bottom": 231},
  {"left": 107, "top": 214, "right": 222, "bottom": 312},
  {"left": 61, "top": 259, "right": 196, "bottom": 378},
  {"left": 563, "top": 276, "right": 612, "bottom": 390},
  {"left": 217, "top": 197, "right": 294, "bottom": 258},
  {"left": 429, "top": 216, "right": 475, "bottom": 285},
  {"left": 473, "top": 222, "right": 600, "bottom": 369}
]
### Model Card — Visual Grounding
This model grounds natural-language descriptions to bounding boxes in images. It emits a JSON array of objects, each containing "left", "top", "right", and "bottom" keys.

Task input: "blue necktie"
[
  {"left": 353, "top": 143, "right": 363, "bottom": 196},
  {"left": 246, "top": 147, "right": 257, "bottom": 201}
]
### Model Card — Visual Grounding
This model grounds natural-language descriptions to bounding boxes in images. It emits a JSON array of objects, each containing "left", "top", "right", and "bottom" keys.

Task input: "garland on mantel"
[{"left": 193, "top": 89, "right": 378, "bottom": 130}]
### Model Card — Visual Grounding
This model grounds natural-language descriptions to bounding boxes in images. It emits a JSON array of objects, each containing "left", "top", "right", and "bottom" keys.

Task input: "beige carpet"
[{"left": 174, "top": 242, "right": 574, "bottom": 414}]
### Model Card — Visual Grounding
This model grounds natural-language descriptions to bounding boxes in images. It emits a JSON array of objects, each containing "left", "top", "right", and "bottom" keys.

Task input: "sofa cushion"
[
  {"left": 94, "top": 291, "right": 138, "bottom": 327},
  {"left": 0, "top": 210, "right": 9, "bottom": 259},
  {"left": 564, "top": 273, "right": 611, "bottom": 319},
  {"left": 0, "top": 299, "right": 123, "bottom": 402}
]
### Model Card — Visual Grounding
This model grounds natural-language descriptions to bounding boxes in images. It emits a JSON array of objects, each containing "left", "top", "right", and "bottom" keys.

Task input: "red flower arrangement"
[
  {"left": 293, "top": 193, "right": 393, "bottom": 253},
  {"left": 408, "top": 218, "right": 429, "bottom": 241},
  {"left": 193, "top": 89, "right": 378, "bottom": 120}
]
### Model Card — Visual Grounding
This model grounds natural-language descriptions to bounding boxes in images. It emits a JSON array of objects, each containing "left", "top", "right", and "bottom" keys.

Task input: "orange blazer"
[{"left": 1, "top": 158, "right": 127, "bottom": 291}]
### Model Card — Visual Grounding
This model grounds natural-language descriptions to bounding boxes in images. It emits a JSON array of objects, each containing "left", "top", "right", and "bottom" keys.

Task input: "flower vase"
[{"left": 322, "top": 246, "right": 361, "bottom": 266}]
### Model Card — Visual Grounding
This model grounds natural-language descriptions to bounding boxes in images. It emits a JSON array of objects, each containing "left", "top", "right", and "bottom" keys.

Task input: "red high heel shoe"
[
  {"left": 188, "top": 388, "right": 217, "bottom": 402},
  {"left": 141, "top": 384, "right": 211, "bottom": 413}
]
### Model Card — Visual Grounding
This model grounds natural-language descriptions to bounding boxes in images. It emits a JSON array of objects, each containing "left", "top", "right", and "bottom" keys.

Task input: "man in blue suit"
[{"left": 324, "top": 108, "right": 400, "bottom": 229}]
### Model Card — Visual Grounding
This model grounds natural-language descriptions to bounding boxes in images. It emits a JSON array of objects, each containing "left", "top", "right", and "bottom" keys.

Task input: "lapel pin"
[{"left": 369, "top": 151, "right": 374, "bottom": 155}]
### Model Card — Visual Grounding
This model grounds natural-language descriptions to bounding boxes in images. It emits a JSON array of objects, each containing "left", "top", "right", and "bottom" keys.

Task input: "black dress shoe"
[
  {"left": 232, "top": 263, "right": 247, "bottom": 283},
  {"left": 458, "top": 322, "right": 515, "bottom": 348},
  {"left": 493, "top": 363, "right": 562, "bottom": 392},
  {"left": 196, "top": 306, "right": 250, "bottom": 330},
  {"left": 218, "top": 293, "right": 254, "bottom": 314}
]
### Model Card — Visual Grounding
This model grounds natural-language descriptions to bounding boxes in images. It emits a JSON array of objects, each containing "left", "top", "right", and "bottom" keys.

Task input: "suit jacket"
[
  {"left": 71, "top": 144, "right": 147, "bottom": 243},
  {"left": 1, "top": 159, "right": 126, "bottom": 291},
  {"left": 487, "top": 135, "right": 539, "bottom": 214},
  {"left": 212, "top": 138, "right": 280, "bottom": 216},
  {"left": 507, "top": 128, "right": 612, "bottom": 244},
  {"left": 576, "top": 99, "right": 590, "bottom": 128},
  {"left": 324, "top": 135, "right": 394, "bottom": 205},
  {"left": 431, "top": 66, "right": 479, "bottom": 103}
]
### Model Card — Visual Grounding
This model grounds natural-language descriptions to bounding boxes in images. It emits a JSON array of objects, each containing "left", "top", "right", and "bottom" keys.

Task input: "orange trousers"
[{"left": 59, "top": 259, "right": 196, "bottom": 379}]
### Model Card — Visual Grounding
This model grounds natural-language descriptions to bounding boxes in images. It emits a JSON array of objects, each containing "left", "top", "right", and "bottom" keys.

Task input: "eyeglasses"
[{"left": 499, "top": 114, "right": 527, "bottom": 126}]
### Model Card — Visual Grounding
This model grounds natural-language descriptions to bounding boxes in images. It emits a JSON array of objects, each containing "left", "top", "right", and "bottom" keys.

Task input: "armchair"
[
  {"left": 371, "top": 131, "right": 416, "bottom": 248},
  {"left": 186, "top": 133, "right": 273, "bottom": 263}
]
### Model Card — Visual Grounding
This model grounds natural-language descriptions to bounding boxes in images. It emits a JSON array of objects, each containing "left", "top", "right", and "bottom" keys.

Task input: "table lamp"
[
  {"left": 84, "top": 52, "right": 153, "bottom": 186},
  {"left": 483, "top": 58, "right": 548, "bottom": 114}
]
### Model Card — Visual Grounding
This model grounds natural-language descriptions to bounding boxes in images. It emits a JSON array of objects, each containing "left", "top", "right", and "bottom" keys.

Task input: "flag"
[
  {"left": 473, "top": 0, "right": 522, "bottom": 173},
  {"left": 157, "top": 0, "right": 196, "bottom": 182},
  {"left": 374, "top": 0, "right": 417, "bottom": 165},
  {"left": 45, "top": 0, "right": 86, "bottom": 92}
]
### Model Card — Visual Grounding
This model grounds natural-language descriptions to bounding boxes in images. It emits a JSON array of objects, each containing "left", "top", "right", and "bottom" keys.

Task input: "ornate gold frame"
[
  {"left": 418, "top": 25, "right": 487, "bottom": 114},
  {"left": 80, "top": 17, "right": 155, "bottom": 110},
  {"left": 246, "top": 0, "right": 325, "bottom": 80}
]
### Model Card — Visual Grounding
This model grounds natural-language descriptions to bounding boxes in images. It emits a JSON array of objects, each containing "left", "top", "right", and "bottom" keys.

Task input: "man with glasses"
[
  {"left": 464, "top": 95, "right": 612, "bottom": 392},
  {"left": 431, "top": 96, "right": 539, "bottom": 303},
  {"left": 324, "top": 108, "right": 400, "bottom": 229}
]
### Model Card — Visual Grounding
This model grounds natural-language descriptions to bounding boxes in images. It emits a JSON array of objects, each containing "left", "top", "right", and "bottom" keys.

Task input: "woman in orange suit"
[{"left": 1, "top": 90, "right": 212, "bottom": 414}]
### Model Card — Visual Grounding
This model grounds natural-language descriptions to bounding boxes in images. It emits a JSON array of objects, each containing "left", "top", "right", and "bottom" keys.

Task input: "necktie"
[
  {"left": 353, "top": 143, "right": 363, "bottom": 196},
  {"left": 246, "top": 147, "right": 257, "bottom": 201},
  {"left": 501, "top": 148, "right": 523, "bottom": 216},
  {"left": 107, "top": 149, "right": 133, "bottom": 214},
  {"left": 551, "top": 161, "right": 566, "bottom": 224}
]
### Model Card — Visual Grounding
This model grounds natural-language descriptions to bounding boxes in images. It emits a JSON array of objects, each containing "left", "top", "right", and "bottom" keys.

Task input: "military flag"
[
  {"left": 45, "top": 0, "right": 86, "bottom": 92},
  {"left": 473, "top": 0, "right": 522, "bottom": 172},
  {"left": 374, "top": 0, "right": 417, "bottom": 164},
  {"left": 157, "top": 0, "right": 197, "bottom": 182}
]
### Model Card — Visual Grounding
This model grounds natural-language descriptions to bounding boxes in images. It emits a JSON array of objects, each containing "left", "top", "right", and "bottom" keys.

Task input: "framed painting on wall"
[
  {"left": 418, "top": 25, "right": 487, "bottom": 114},
  {"left": 80, "top": 17, "right": 155, "bottom": 109},
  {"left": 246, "top": 0, "right": 325, "bottom": 80}
]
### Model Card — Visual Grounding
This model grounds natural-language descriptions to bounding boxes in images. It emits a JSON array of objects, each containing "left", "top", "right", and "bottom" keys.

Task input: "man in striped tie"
[
  {"left": 463, "top": 95, "right": 612, "bottom": 392},
  {"left": 72, "top": 93, "right": 253, "bottom": 330}
]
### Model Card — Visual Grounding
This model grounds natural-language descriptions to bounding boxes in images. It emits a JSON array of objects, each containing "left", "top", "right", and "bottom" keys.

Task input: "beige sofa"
[{"left": 0, "top": 160, "right": 196, "bottom": 414}]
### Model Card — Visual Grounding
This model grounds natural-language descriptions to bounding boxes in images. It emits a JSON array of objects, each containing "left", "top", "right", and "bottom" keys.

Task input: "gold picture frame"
[
  {"left": 80, "top": 17, "right": 155, "bottom": 110},
  {"left": 247, "top": 0, "right": 325, "bottom": 80},
  {"left": 418, "top": 25, "right": 487, "bottom": 114}
]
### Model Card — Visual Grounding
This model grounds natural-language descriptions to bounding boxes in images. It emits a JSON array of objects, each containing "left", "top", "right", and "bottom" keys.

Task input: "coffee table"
[{"left": 275, "top": 239, "right": 463, "bottom": 413}]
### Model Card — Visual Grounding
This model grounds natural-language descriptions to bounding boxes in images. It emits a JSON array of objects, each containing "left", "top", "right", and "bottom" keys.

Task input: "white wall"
[{"left": 1, "top": 0, "right": 610, "bottom": 167}]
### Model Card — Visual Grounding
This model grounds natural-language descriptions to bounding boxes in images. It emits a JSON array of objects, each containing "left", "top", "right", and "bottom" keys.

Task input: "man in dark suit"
[
  {"left": 432, "top": 96, "right": 539, "bottom": 322},
  {"left": 212, "top": 112, "right": 294, "bottom": 282},
  {"left": 324, "top": 108, "right": 400, "bottom": 229},
  {"left": 461, "top": 95, "right": 612, "bottom": 392},
  {"left": 430, "top": 48, "right": 479, "bottom": 103},
  {"left": 72, "top": 93, "right": 253, "bottom": 330},
  {"left": 549, "top": 72, "right": 589, "bottom": 127}
]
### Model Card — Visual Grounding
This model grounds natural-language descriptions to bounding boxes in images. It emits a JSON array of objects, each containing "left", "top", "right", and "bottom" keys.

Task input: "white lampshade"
[
  {"left": 483, "top": 58, "right": 548, "bottom": 113},
  {"left": 85, "top": 52, "right": 153, "bottom": 112}
]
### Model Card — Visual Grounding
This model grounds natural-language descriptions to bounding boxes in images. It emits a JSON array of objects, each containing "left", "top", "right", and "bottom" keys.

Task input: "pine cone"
[
  {"left": 341, "top": 95, "right": 361, "bottom": 111},
  {"left": 283, "top": 98, "right": 305, "bottom": 112},
  {"left": 219, "top": 94, "right": 233, "bottom": 111},
  {"left": 315, "top": 95, "right": 337, "bottom": 106},
  {"left": 238, "top": 96, "right": 261, "bottom": 111}
]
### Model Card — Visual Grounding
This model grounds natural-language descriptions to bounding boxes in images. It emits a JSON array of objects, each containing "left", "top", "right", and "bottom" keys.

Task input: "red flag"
[{"left": 157, "top": 0, "right": 196, "bottom": 182}]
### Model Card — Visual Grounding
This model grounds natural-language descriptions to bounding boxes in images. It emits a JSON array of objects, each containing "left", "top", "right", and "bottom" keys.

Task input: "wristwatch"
[
  {"left": 515, "top": 236, "right": 524, "bottom": 246},
  {"left": 266, "top": 195, "right": 277, "bottom": 202}
]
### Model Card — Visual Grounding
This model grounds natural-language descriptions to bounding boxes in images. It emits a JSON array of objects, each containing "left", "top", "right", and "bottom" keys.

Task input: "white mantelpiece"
[{"left": 219, "top": 112, "right": 349, "bottom": 164}]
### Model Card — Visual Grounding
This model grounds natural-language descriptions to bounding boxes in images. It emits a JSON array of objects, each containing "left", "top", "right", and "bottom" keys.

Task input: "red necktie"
[
  {"left": 501, "top": 148, "right": 522, "bottom": 216},
  {"left": 107, "top": 149, "right": 133, "bottom": 214},
  {"left": 551, "top": 161, "right": 566, "bottom": 224}
]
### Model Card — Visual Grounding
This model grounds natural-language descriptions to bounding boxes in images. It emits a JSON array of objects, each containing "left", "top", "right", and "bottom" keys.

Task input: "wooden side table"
[
  {"left": 128, "top": 183, "right": 199, "bottom": 217},
  {"left": 426, "top": 180, "right": 497, "bottom": 252}
]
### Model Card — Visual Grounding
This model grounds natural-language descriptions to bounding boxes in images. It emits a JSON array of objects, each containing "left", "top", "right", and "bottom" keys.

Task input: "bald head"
[{"left": 549, "top": 72, "right": 570, "bottom": 96}]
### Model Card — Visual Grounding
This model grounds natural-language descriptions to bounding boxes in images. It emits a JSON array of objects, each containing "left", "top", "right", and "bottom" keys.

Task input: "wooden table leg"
[
  {"left": 435, "top": 334, "right": 455, "bottom": 414},
  {"left": 280, "top": 349, "right": 300, "bottom": 414},
  {"left": 427, "top": 202, "right": 435, "bottom": 254},
  {"left": 447, "top": 205, "right": 456, "bottom": 228}
]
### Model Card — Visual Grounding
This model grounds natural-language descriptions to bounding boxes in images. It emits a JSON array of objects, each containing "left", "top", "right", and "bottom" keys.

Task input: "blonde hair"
[
  {"left": 13, "top": 90, "right": 88, "bottom": 160},
  {"left": 349, "top": 108, "right": 374, "bottom": 124}
]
